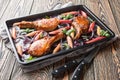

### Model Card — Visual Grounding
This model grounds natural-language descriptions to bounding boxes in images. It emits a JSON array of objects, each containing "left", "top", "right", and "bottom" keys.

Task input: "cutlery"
[
  {"left": 52, "top": 49, "right": 93, "bottom": 77},
  {"left": 71, "top": 46, "right": 100, "bottom": 80}
]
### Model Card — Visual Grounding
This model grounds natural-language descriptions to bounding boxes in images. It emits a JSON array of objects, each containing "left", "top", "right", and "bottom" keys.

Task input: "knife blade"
[{"left": 71, "top": 46, "right": 100, "bottom": 80}]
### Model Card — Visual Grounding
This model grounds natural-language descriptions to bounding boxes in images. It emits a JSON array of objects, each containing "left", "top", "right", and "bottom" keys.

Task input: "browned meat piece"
[
  {"left": 13, "top": 18, "right": 60, "bottom": 31},
  {"left": 72, "top": 16, "right": 89, "bottom": 39},
  {"left": 27, "top": 32, "right": 64, "bottom": 56}
]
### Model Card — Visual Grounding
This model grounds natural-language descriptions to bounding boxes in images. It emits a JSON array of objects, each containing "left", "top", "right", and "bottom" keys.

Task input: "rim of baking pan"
[{"left": 5, "top": 5, "right": 115, "bottom": 65}]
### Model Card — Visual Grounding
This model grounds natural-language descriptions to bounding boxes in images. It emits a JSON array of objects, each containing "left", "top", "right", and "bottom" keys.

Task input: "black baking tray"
[{"left": 5, "top": 5, "right": 115, "bottom": 67}]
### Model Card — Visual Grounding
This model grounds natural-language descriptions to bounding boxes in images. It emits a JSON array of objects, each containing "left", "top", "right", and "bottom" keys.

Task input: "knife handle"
[
  {"left": 71, "top": 61, "right": 85, "bottom": 80},
  {"left": 52, "top": 60, "right": 78, "bottom": 77}
]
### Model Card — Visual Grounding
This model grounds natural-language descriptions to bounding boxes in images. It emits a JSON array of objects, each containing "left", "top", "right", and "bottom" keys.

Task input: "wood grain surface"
[{"left": 0, "top": 0, "right": 120, "bottom": 80}]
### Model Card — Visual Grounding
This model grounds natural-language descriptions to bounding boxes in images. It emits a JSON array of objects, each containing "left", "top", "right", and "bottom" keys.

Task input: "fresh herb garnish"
[
  {"left": 25, "top": 55, "right": 36, "bottom": 62},
  {"left": 62, "top": 29, "right": 67, "bottom": 34},
  {"left": 100, "top": 30, "right": 110, "bottom": 37},
  {"left": 61, "top": 14, "right": 73, "bottom": 20},
  {"left": 61, "top": 43, "right": 70, "bottom": 50},
  {"left": 66, "top": 28, "right": 75, "bottom": 36},
  {"left": 23, "top": 28, "right": 34, "bottom": 33}
]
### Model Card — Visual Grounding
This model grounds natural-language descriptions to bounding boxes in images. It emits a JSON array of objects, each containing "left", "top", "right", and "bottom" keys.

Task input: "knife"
[
  {"left": 52, "top": 54, "right": 86, "bottom": 77},
  {"left": 52, "top": 49, "right": 94, "bottom": 77},
  {"left": 71, "top": 46, "right": 100, "bottom": 80}
]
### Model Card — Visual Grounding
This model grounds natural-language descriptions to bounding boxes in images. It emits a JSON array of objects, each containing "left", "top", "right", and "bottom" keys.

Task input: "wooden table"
[{"left": 0, "top": 0, "right": 120, "bottom": 80}]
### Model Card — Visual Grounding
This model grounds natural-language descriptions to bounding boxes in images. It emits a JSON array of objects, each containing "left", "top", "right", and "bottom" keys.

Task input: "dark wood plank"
[
  {"left": 85, "top": 0, "right": 120, "bottom": 80},
  {"left": 0, "top": 0, "right": 120, "bottom": 80},
  {"left": 0, "top": 0, "right": 34, "bottom": 80},
  {"left": 11, "top": 62, "right": 53, "bottom": 80},
  {"left": 11, "top": 0, "right": 120, "bottom": 80},
  {"left": 112, "top": 39, "right": 120, "bottom": 79},
  {"left": 108, "top": 0, "right": 120, "bottom": 32},
  {"left": 108, "top": 1, "right": 120, "bottom": 78}
]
